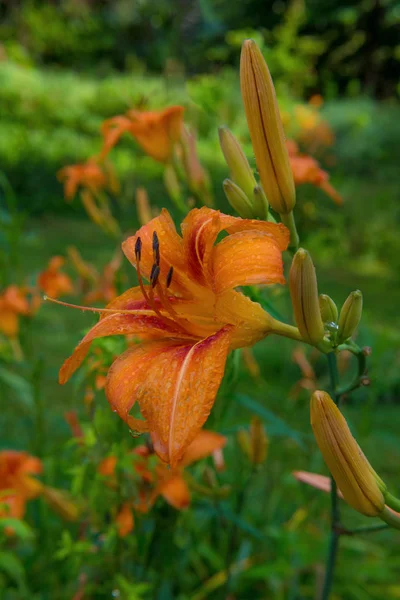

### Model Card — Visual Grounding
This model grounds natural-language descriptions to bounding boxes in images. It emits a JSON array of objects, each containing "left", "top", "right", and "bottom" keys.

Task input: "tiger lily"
[
  {"left": 0, "top": 451, "right": 43, "bottom": 520},
  {"left": 0, "top": 286, "right": 31, "bottom": 339},
  {"left": 59, "top": 207, "right": 297, "bottom": 465},
  {"left": 57, "top": 158, "right": 119, "bottom": 203},
  {"left": 38, "top": 256, "right": 74, "bottom": 299},
  {"left": 100, "top": 106, "right": 184, "bottom": 163}
]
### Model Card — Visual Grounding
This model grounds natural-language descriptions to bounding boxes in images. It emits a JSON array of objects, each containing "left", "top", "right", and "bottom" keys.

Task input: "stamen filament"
[{"left": 44, "top": 296, "right": 155, "bottom": 316}]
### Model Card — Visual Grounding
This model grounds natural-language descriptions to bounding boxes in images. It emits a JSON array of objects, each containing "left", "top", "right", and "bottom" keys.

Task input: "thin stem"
[
  {"left": 321, "top": 352, "right": 340, "bottom": 600},
  {"left": 280, "top": 211, "right": 299, "bottom": 249},
  {"left": 347, "top": 523, "right": 389, "bottom": 535}
]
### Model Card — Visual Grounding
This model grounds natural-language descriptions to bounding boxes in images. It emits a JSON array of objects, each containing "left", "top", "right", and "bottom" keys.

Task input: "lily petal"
[
  {"left": 215, "top": 290, "right": 272, "bottom": 349},
  {"left": 59, "top": 313, "right": 191, "bottom": 384},
  {"left": 122, "top": 209, "right": 195, "bottom": 296},
  {"left": 127, "top": 106, "right": 184, "bottom": 163},
  {"left": 219, "top": 214, "right": 290, "bottom": 251},
  {"left": 100, "top": 116, "right": 134, "bottom": 160},
  {"left": 212, "top": 230, "right": 286, "bottom": 294},
  {"left": 106, "top": 327, "right": 233, "bottom": 465},
  {"left": 179, "top": 430, "right": 227, "bottom": 467},
  {"left": 158, "top": 474, "right": 191, "bottom": 509}
]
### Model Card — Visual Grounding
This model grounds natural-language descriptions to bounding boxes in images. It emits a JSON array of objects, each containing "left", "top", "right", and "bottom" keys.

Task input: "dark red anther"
[
  {"left": 152, "top": 231, "right": 160, "bottom": 266},
  {"left": 150, "top": 264, "right": 160, "bottom": 288},
  {"left": 135, "top": 237, "right": 142, "bottom": 261},
  {"left": 166, "top": 266, "right": 174, "bottom": 288}
]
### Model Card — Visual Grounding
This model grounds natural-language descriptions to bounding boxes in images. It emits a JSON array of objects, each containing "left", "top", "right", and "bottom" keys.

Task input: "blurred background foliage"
[{"left": 1, "top": 0, "right": 400, "bottom": 599}]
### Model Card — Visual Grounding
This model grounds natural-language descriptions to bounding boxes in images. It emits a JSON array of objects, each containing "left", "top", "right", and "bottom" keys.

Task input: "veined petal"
[
  {"left": 212, "top": 230, "right": 285, "bottom": 294},
  {"left": 180, "top": 208, "right": 290, "bottom": 288},
  {"left": 59, "top": 313, "right": 191, "bottom": 384},
  {"left": 181, "top": 207, "right": 222, "bottom": 285},
  {"left": 215, "top": 290, "right": 272, "bottom": 349},
  {"left": 106, "top": 328, "right": 233, "bottom": 466},
  {"left": 179, "top": 430, "right": 227, "bottom": 467},
  {"left": 219, "top": 214, "right": 290, "bottom": 251}
]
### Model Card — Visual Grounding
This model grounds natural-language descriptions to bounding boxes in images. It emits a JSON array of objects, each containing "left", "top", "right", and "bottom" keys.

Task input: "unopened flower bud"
[
  {"left": 219, "top": 127, "right": 257, "bottom": 201},
  {"left": 290, "top": 249, "right": 325, "bottom": 346},
  {"left": 223, "top": 179, "right": 254, "bottom": 218},
  {"left": 249, "top": 416, "right": 269, "bottom": 465},
  {"left": 337, "top": 290, "right": 363, "bottom": 344},
  {"left": 163, "top": 165, "right": 182, "bottom": 205},
  {"left": 311, "top": 390, "right": 386, "bottom": 516},
  {"left": 240, "top": 39, "right": 295, "bottom": 215},
  {"left": 319, "top": 294, "right": 338, "bottom": 324},
  {"left": 253, "top": 185, "right": 269, "bottom": 220}
]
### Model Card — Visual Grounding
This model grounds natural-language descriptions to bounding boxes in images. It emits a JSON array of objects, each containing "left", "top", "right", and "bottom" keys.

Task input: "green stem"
[
  {"left": 337, "top": 350, "right": 367, "bottom": 396},
  {"left": 384, "top": 492, "right": 400, "bottom": 513},
  {"left": 280, "top": 211, "right": 299, "bottom": 249},
  {"left": 321, "top": 352, "right": 340, "bottom": 600},
  {"left": 348, "top": 523, "right": 389, "bottom": 535}
]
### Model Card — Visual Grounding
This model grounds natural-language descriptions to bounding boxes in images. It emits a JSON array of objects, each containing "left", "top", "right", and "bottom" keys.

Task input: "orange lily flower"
[
  {"left": 57, "top": 158, "right": 119, "bottom": 203},
  {"left": 115, "top": 502, "right": 135, "bottom": 537},
  {"left": 100, "top": 106, "right": 184, "bottom": 163},
  {"left": 287, "top": 141, "right": 342, "bottom": 205},
  {"left": 0, "top": 451, "right": 43, "bottom": 520},
  {"left": 0, "top": 285, "right": 34, "bottom": 339},
  {"left": 38, "top": 256, "right": 74, "bottom": 299},
  {"left": 100, "top": 430, "right": 226, "bottom": 516},
  {"left": 59, "top": 207, "right": 290, "bottom": 465}
]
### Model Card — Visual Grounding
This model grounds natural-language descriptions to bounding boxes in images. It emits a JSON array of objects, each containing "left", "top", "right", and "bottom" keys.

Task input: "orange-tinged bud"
[
  {"left": 290, "top": 249, "right": 325, "bottom": 346},
  {"left": 218, "top": 127, "right": 258, "bottom": 201},
  {"left": 311, "top": 390, "right": 386, "bottom": 516},
  {"left": 249, "top": 416, "right": 269, "bottom": 465},
  {"left": 41, "top": 486, "right": 80, "bottom": 521},
  {"left": 223, "top": 179, "right": 254, "bottom": 219},
  {"left": 319, "top": 294, "right": 338, "bottom": 324},
  {"left": 240, "top": 39, "right": 295, "bottom": 215},
  {"left": 237, "top": 430, "right": 251, "bottom": 459},
  {"left": 337, "top": 290, "right": 363, "bottom": 344}
]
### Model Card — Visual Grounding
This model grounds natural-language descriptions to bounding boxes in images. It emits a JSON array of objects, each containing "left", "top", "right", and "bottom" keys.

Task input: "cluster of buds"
[
  {"left": 311, "top": 391, "right": 400, "bottom": 528},
  {"left": 219, "top": 39, "right": 298, "bottom": 246},
  {"left": 289, "top": 248, "right": 363, "bottom": 350}
]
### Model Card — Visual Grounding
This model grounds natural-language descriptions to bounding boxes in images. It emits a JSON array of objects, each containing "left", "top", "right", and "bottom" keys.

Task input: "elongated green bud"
[
  {"left": 337, "top": 290, "right": 363, "bottom": 344},
  {"left": 311, "top": 390, "right": 386, "bottom": 517},
  {"left": 218, "top": 127, "right": 257, "bottom": 201},
  {"left": 319, "top": 294, "right": 338, "bottom": 324},
  {"left": 223, "top": 179, "right": 254, "bottom": 218},
  {"left": 240, "top": 39, "right": 295, "bottom": 214},
  {"left": 290, "top": 249, "right": 325, "bottom": 346},
  {"left": 253, "top": 185, "right": 269, "bottom": 220}
]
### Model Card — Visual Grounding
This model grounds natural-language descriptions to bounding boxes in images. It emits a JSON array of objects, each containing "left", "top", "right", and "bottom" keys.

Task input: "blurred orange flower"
[
  {"left": 60, "top": 207, "right": 290, "bottom": 465},
  {"left": 38, "top": 256, "right": 74, "bottom": 299},
  {"left": 115, "top": 502, "right": 135, "bottom": 537},
  {"left": 100, "top": 106, "right": 184, "bottom": 163},
  {"left": 57, "top": 159, "right": 119, "bottom": 203},
  {"left": 0, "top": 285, "right": 36, "bottom": 339},
  {"left": 287, "top": 141, "right": 342, "bottom": 205},
  {"left": 0, "top": 451, "right": 43, "bottom": 520},
  {"left": 100, "top": 430, "right": 226, "bottom": 527}
]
